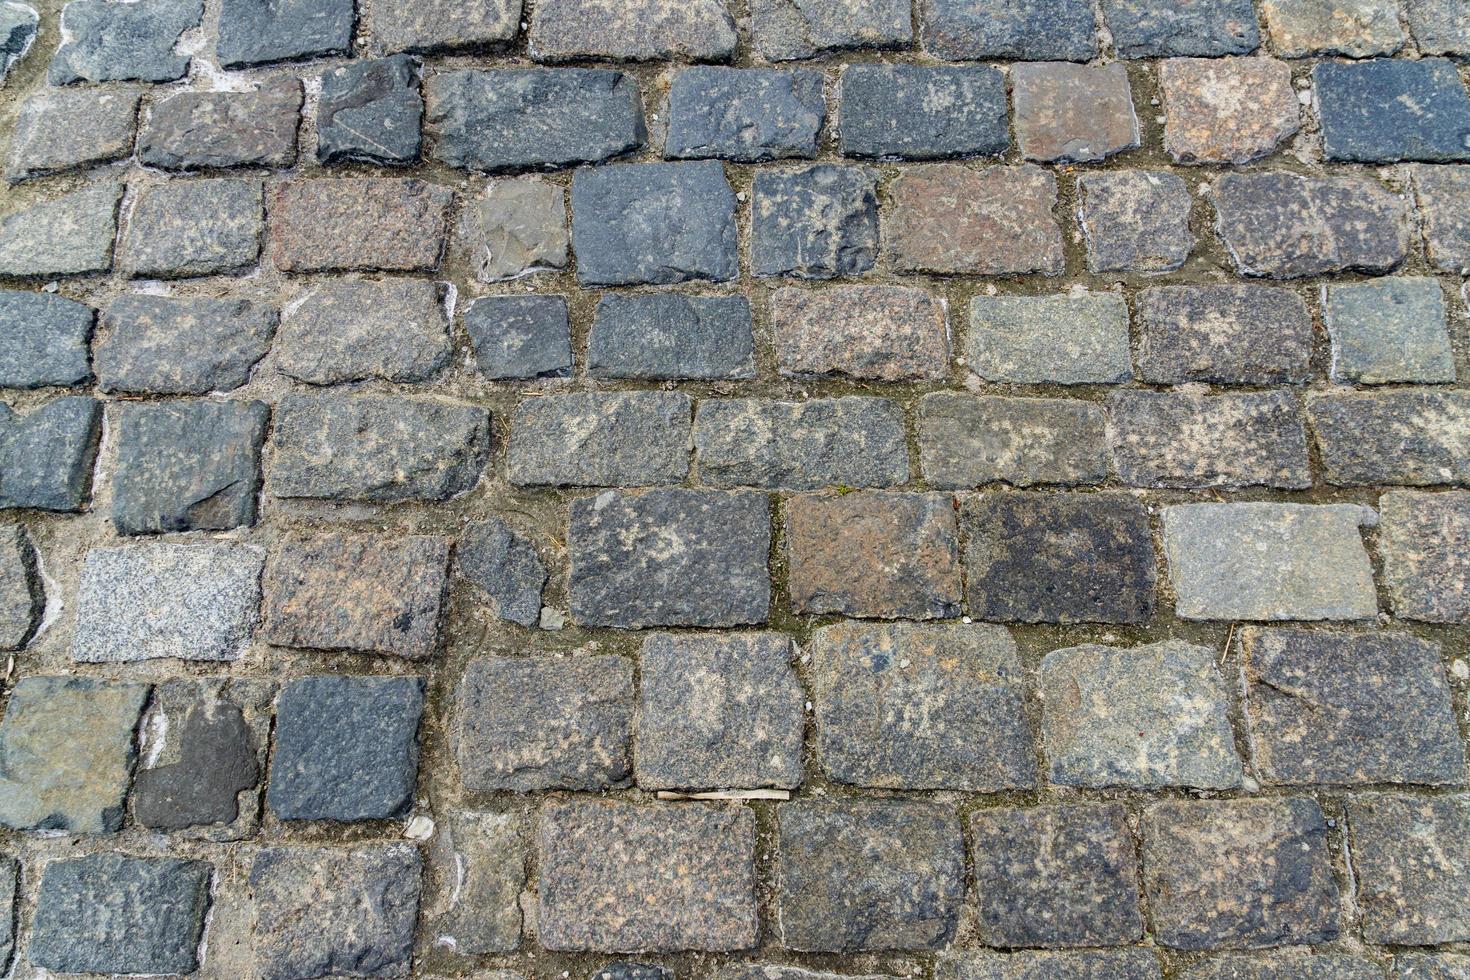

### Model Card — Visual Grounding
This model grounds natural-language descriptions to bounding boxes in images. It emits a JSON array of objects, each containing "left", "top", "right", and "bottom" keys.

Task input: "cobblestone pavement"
[{"left": 3, "top": 0, "right": 1470, "bottom": 977}]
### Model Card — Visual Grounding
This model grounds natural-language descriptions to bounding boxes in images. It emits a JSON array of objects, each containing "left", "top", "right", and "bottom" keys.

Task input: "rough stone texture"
[
  {"left": 216, "top": 0, "right": 355, "bottom": 67},
  {"left": 0, "top": 526, "right": 38, "bottom": 649},
  {"left": 809, "top": 621, "right": 1034, "bottom": 791},
  {"left": 465, "top": 294, "right": 573, "bottom": 380},
  {"left": 429, "top": 812, "right": 525, "bottom": 954},
  {"left": 967, "top": 293, "right": 1132, "bottom": 385},
  {"left": 263, "top": 533, "right": 449, "bottom": 659},
  {"left": 884, "top": 164, "right": 1063, "bottom": 275},
  {"left": 840, "top": 65, "right": 1007, "bottom": 160},
  {"left": 693, "top": 397, "right": 908, "bottom": 490},
  {"left": 1135, "top": 285, "right": 1314, "bottom": 385},
  {"left": 1104, "top": 0, "right": 1261, "bottom": 56},
  {"left": 0, "top": 289, "right": 93, "bottom": 389},
  {"left": 1180, "top": 954, "right": 1385, "bottom": 979},
  {"left": 1399, "top": 955, "right": 1470, "bottom": 980},
  {"left": 786, "top": 491, "right": 962, "bottom": 620},
  {"left": 918, "top": 393, "right": 1109, "bottom": 489},
  {"left": 1411, "top": 165, "right": 1470, "bottom": 273},
  {"left": 0, "top": 854, "right": 13, "bottom": 971},
  {"left": 1142, "top": 798, "right": 1341, "bottom": 949},
  {"left": 538, "top": 799, "right": 757, "bottom": 951},
  {"left": 1041, "top": 640, "right": 1243, "bottom": 790},
  {"left": 120, "top": 178, "right": 262, "bottom": 277},
  {"left": 0, "top": 675, "right": 148, "bottom": 832},
  {"left": 372, "top": 0, "right": 520, "bottom": 53},
  {"left": 1382, "top": 490, "right": 1470, "bottom": 623},
  {"left": 752, "top": 165, "right": 878, "bottom": 279},
  {"left": 918, "top": 0, "right": 1098, "bottom": 60},
  {"left": 1162, "top": 57, "right": 1300, "bottom": 165},
  {"left": 963, "top": 493, "right": 1157, "bottom": 625},
  {"left": 97, "top": 296, "right": 276, "bottom": 394},
  {"left": 140, "top": 78, "right": 302, "bottom": 170},
  {"left": 276, "top": 278, "right": 450, "bottom": 384},
  {"left": 507, "top": 391, "right": 690, "bottom": 487},
  {"left": 970, "top": 803, "right": 1144, "bottom": 947},
  {"left": 317, "top": 55, "right": 421, "bottom": 166},
  {"left": 1407, "top": 0, "right": 1470, "bottom": 54},
  {"left": 1350, "top": 795, "right": 1470, "bottom": 945},
  {"left": 270, "top": 178, "right": 451, "bottom": 272},
  {"left": 0, "top": 3, "right": 37, "bottom": 84},
  {"left": 0, "top": 181, "right": 122, "bottom": 277},
  {"left": 1325, "top": 277, "right": 1455, "bottom": 384},
  {"left": 50, "top": 0, "right": 201, "bottom": 83},
  {"left": 636, "top": 632, "right": 805, "bottom": 790},
  {"left": 1163, "top": 503, "right": 1378, "bottom": 620},
  {"left": 778, "top": 800, "right": 964, "bottom": 952},
  {"left": 568, "top": 489, "right": 770, "bottom": 628},
  {"left": 459, "top": 178, "right": 568, "bottom": 282},
  {"left": 1080, "top": 171, "right": 1194, "bottom": 273},
  {"left": 1318, "top": 59, "right": 1470, "bottom": 164},
  {"left": 6, "top": 86, "right": 141, "bottom": 181},
  {"left": 0, "top": 396, "right": 101, "bottom": 511},
  {"left": 751, "top": 0, "right": 913, "bottom": 60},
  {"left": 938, "top": 950, "right": 1164, "bottom": 980},
  {"left": 529, "top": 0, "right": 737, "bottom": 62},
  {"left": 1308, "top": 390, "right": 1470, "bottom": 486},
  {"left": 456, "top": 517, "right": 546, "bottom": 628},
  {"left": 1263, "top": 0, "right": 1405, "bottom": 56},
  {"left": 1013, "top": 63, "right": 1139, "bottom": 164},
  {"left": 771, "top": 284, "right": 948, "bottom": 381},
  {"left": 588, "top": 294, "right": 754, "bottom": 380},
  {"left": 667, "top": 67, "right": 824, "bottom": 162}
]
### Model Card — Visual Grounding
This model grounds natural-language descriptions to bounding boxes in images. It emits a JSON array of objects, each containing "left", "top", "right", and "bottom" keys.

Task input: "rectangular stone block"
[
  {"left": 918, "top": 393, "right": 1109, "bottom": 489},
  {"left": 0, "top": 289, "right": 94, "bottom": 389},
  {"left": 371, "top": 0, "right": 520, "bottom": 52},
  {"left": 50, "top": 0, "right": 200, "bottom": 82},
  {"left": 269, "top": 178, "right": 451, "bottom": 272},
  {"left": 120, "top": 177, "right": 263, "bottom": 278},
  {"left": 528, "top": 0, "right": 737, "bottom": 61},
  {"left": 216, "top": 0, "right": 354, "bottom": 67},
  {"left": 6, "top": 86, "right": 140, "bottom": 182},
  {"left": 0, "top": 396, "right": 101, "bottom": 512},
  {"left": 967, "top": 293, "right": 1132, "bottom": 385},
  {"left": 667, "top": 67, "right": 824, "bottom": 162},
  {"left": 317, "top": 55, "right": 422, "bottom": 166},
  {"left": 275, "top": 279, "right": 450, "bottom": 385},
  {"left": 1324, "top": 277, "right": 1455, "bottom": 384},
  {"left": 1182, "top": 954, "right": 1383, "bottom": 980},
  {"left": 1382, "top": 490, "right": 1470, "bottom": 623},
  {"left": 0, "top": 526, "right": 39, "bottom": 651},
  {"left": 0, "top": 182, "right": 123, "bottom": 278},
  {"left": 97, "top": 295, "right": 277, "bottom": 395},
  {"left": 1408, "top": 0, "right": 1470, "bottom": 54},
  {"left": 1013, "top": 62, "right": 1139, "bottom": 164},
  {"left": 1162, "top": 57, "right": 1300, "bottom": 165},
  {"left": 753, "top": 165, "right": 878, "bottom": 279},
  {"left": 1308, "top": 390, "right": 1470, "bottom": 486},
  {"left": 839, "top": 65, "right": 1008, "bottom": 160},
  {"left": 752, "top": 0, "right": 913, "bottom": 60},
  {"left": 428, "top": 811, "right": 526, "bottom": 955},
  {"left": 1103, "top": 0, "right": 1260, "bottom": 56},
  {"left": 939, "top": 950, "right": 1163, "bottom": 980},
  {"left": 1349, "top": 795, "right": 1470, "bottom": 945},
  {"left": 1135, "top": 284, "right": 1313, "bottom": 385},
  {"left": 1263, "top": 0, "right": 1403, "bottom": 56},
  {"left": 772, "top": 285, "right": 949, "bottom": 381},
  {"left": 587, "top": 294, "right": 754, "bottom": 381},
  {"left": 138, "top": 78, "right": 301, "bottom": 170},
  {"left": 1411, "top": 164, "right": 1470, "bottom": 273},
  {"left": 1079, "top": 170, "right": 1194, "bottom": 273},
  {"left": 456, "top": 177, "right": 567, "bottom": 282},
  {"left": 1317, "top": 58, "right": 1470, "bottom": 163},
  {"left": 917, "top": 0, "right": 1098, "bottom": 60},
  {"left": 464, "top": 294, "right": 572, "bottom": 380},
  {"left": 507, "top": 391, "right": 690, "bottom": 488}
]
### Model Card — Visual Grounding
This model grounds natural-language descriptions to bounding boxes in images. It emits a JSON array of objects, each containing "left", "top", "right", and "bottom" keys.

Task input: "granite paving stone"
[
  {"left": 693, "top": 397, "right": 909, "bottom": 489},
  {"left": 121, "top": 178, "right": 263, "bottom": 278},
  {"left": 918, "top": 393, "right": 1109, "bottom": 489},
  {"left": 97, "top": 295, "right": 276, "bottom": 394},
  {"left": 456, "top": 517, "right": 547, "bottom": 628},
  {"left": 1162, "top": 57, "right": 1300, "bottom": 165},
  {"left": 1181, "top": 954, "right": 1386, "bottom": 979},
  {"left": 1324, "top": 277, "right": 1455, "bottom": 384},
  {"left": 508, "top": 391, "right": 690, "bottom": 487},
  {"left": 771, "top": 284, "right": 948, "bottom": 381},
  {"left": 1381, "top": 490, "right": 1470, "bottom": 623},
  {"left": 0, "top": 289, "right": 93, "bottom": 389},
  {"left": 1350, "top": 795, "right": 1470, "bottom": 945},
  {"left": 269, "top": 177, "right": 452, "bottom": 272},
  {"left": 139, "top": 78, "right": 302, "bottom": 170},
  {"left": 317, "top": 56, "right": 421, "bottom": 166},
  {"left": 1407, "top": 0, "right": 1470, "bottom": 55},
  {"left": 587, "top": 294, "right": 754, "bottom": 380},
  {"left": 1263, "top": 0, "right": 1404, "bottom": 56},
  {"left": 0, "top": 396, "right": 101, "bottom": 511},
  {"left": 5, "top": 86, "right": 140, "bottom": 182},
  {"left": 1135, "top": 285, "right": 1314, "bottom": 385},
  {"left": 917, "top": 0, "right": 1098, "bottom": 61},
  {"left": 1079, "top": 170, "right": 1194, "bottom": 273},
  {"left": 596, "top": 965, "right": 672, "bottom": 980},
  {"left": 0, "top": 855, "right": 14, "bottom": 972},
  {"left": 667, "top": 67, "right": 824, "bottom": 162},
  {"left": 216, "top": 0, "right": 355, "bottom": 67},
  {"left": 0, "top": 2, "right": 36, "bottom": 84},
  {"left": 464, "top": 294, "right": 573, "bottom": 379},
  {"left": 1103, "top": 0, "right": 1261, "bottom": 56},
  {"left": 1308, "top": 390, "right": 1470, "bottom": 485},
  {"left": 967, "top": 293, "right": 1132, "bottom": 385},
  {"left": 938, "top": 950, "right": 1164, "bottom": 980},
  {"left": 371, "top": 0, "right": 520, "bottom": 53},
  {"left": 0, "top": 526, "right": 38, "bottom": 650},
  {"left": 1398, "top": 954, "right": 1470, "bottom": 979},
  {"left": 1411, "top": 165, "right": 1470, "bottom": 273},
  {"left": 528, "top": 0, "right": 737, "bottom": 62},
  {"left": 50, "top": 0, "right": 201, "bottom": 83},
  {"left": 429, "top": 811, "right": 525, "bottom": 954},
  {"left": 1317, "top": 59, "right": 1470, "bottom": 163},
  {"left": 751, "top": 0, "right": 913, "bottom": 60},
  {"left": 275, "top": 278, "right": 450, "bottom": 384},
  {"left": 0, "top": 181, "right": 123, "bottom": 277},
  {"left": 752, "top": 165, "right": 879, "bottom": 279},
  {"left": 1013, "top": 63, "right": 1140, "bottom": 164},
  {"left": 458, "top": 178, "right": 568, "bottom": 282},
  {"left": 839, "top": 65, "right": 1008, "bottom": 161}
]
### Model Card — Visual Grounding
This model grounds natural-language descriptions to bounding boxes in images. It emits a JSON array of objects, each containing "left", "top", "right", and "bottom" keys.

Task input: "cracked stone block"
[
  {"left": 967, "top": 293, "right": 1131, "bottom": 385},
  {"left": 251, "top": 845, "right": 421, "bottom": 980},
  {"left": 1382, "top": 490, "right": 1470, "bottom": 623},
  {"left": 120, "top": 178, "right": 263, "bottom": 278},
  {"left": 1080, "top": 171, "right": 1194, "bottom": 273},
  {"left": 938, "top": 950, "right": 1163, "bottom": 980},
  {"left": 317, "top": 55, "right": 421, "bottom": 166},
  {"left": 457, "top": 655, "right": 632, "bottom": 792},
  {"left": 588, "top": 294, "right": 754, "bottom": 381},
  {"left": 1013, "top": 63, "right": 1139, "bottom": 164},
  {"left": 97, "top": 296, "right": 276, "bottom": 394},
  {"left": 0, "top": 526, "right": 38, "bottom": 650},
  {"left": 573, "top": 161, "right": 737, "bottom": 286},
  {"left": 1412, "top": 165, "right": 1470, "bottom": 273},
  {"left": 1308, "top": 389, "right": 1470, "bottom": 485},
  {"left": 268, "top": 675, "right": 424, "bottom": 822},
  {"left": 1103, "top": 0, "right": 1260, "bottom": 56},
  {"left": 429, "top": 811, "right": 526, "bottom": 953},
  {"left": 1163, "top": 503, "right": 1377, "bottom": 621},
  {"left": 917, "top": 0, "right": 1097, "bottom": 60},
  {"left": 539, "top": 799, "right": 756, "bottom": 951},
  {"left": 963, "top": 492, "right": 1157, "bottom": 625},
  {"left": 1142, "top": 798, "right": 1340, "bottom": 949},
  {"left": 1318, "top": 59, "right": 1470, "bottom": 163},
  {"left": 778, "top": 799, "right": 964, "bottom": 952},
  {"left": 787, "top": 491, "right": 961, "bottom": 620},
  {"left": 1162, "top": 57, "right": 1299, "bottom": 165},
  {"left": 263, "top": 532, "right": 449, "bottom": 659},
  {"left": 568, "top": 489, "right": 771, "bottom": 629},
  {"left": 1408, "top": 0, "right": 1470, "bottom": 54},
  {"left": 1325, "top": 277, "right": 1454, "bottom": 384},
  {"left": 1212, "top": 171, "right": 1409, "bottom": 278},
  {"left": 217, "top": 0, "right": 354, "bottom": 67},
  {"left": 1244, "top": 628, "right": 1462, "bottom": 786},
  {"left": 0, "top": 181, "right": 122, "bottom": 277},
  {"left": 270, "top": 178, "right": 451, "bottom": 272},
  {"left": 276, "top": 279, "right": 450, "bottom": 384},
  {"left": 839, "top": 65, "right": 1008, "bottom": 160},
  {"left": 1350, "top": 794, "right": 1470, "bottom": 944},
  {"left": 1105, "top": 390, "right": 1311, "bottom": 490},
  {"left": 694, "top": 397, "right": 908, "bottom": 490},
  {"left": 637, "top": 632, "right": 804, "bottom": 790},
  {"left": 918, "top": 393, "right": 1109, "bottom": 489},
  {"left": 508, "top": 391, "right": 690, "bottom": 488},
  {"left": 1041, "top": 640, "right": 1242, "bottom": 789},
  {"left": 458, "top": 178, "right": 567, "bottom": 282},
  {"left": 1263, "top": 0, "right": 1403, "bottom": 56},
  {"left": 0, "top": 396, "right": 100, "bottom": 511},
  {"left": 1399, "top": 954, "right": 1470, "bottom": 980},
  {"left": 270, "top": 394, "right": 489, "bottom": 502},
  {"left": 772, "top": 285, "right": 948, "bottom": 381},
  {"left": 0, "top": 289, "right": 93, "bottom": 389},
  {"left": 140, "top": 78, "right": 302, "bottom": 170},
  {"left": 29, "top": 854, "right": 209, "bottom": 975},
  {"left": 1135, "top": 285, "right": 1313, "bottom": 385},
  {"left": 464, "top": 294, "right": 572, "bottom": 380},
  {"left": 456, "top": 517, "right": 546, "bottom": 628},
  {"left": 50, "top": 0, "right": 200, "bottom": 83},
  {"left": 372, "top": 0, "right": 519, "bottom": 52},
  {"left": 0, "top": 2, "right": 37, "bottom": 84},
  {"left": 971, "top": 804, "right": 1143, "bottom": 947},
  {"left": 1181, "top": 953, "right": 1385, "bottom": 980},
  {"left": 884, "top": 164, "right": 1063, "bottom": 275},
  {"left": 810, "top": 621, "right": 1034, "bottom": 791},
  {"left": 751, "top": 0, "right": 912, "bottom": 60},
  {"left": 529, "top": 0, "right": 737, "bottom": 61},
  {"left": 753, "top": 164, "right": 878, "bottom": 279},
  {"left": 6, "top": 86, "right": 140, "bottom": 182},
  {"left": 0, "top": 675, "right": 148, "bottom": 832},
  {"left": 667, "top": 67, "right": 824, "bottom": 162}
]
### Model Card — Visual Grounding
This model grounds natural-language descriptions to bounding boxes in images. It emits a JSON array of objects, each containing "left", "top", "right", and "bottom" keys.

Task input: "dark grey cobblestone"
[
  {"left": 753, "top": 165, "right": 878, "bottom": 279},
  {"left": 370, "top": 0, "right": 519, "bottom": 53},
  {"left": 751, "top": 0, "right": 913, "bottom": 60},
  {"left": 1324, "top": 277, "right": 1455, "bottom": 384},
  {"left": 216, "top": 0, "right": 354, "bottom": 68},
  {"left": 528, "top": 0, "right": 737, "bottom": 62},
  {"left": 667, "top": 67, "right": 824, "bottom": 162},
  {"left": 275, "top": 278, "right": 449, "bottom": 384},
  {"left": 1308, "top": 389, "right": 1470, "bottom": 486},
  {"left": 839, "top": 65, "right": 1008, "bottom": 161},
  {"left": 456, "top": 517, "right": 547, "bottom": 628},
  {"left": 1079, "top": 170, "right": 1194, "bottom": 274},
  {"left": 1350, "top": 794, "right": 1470, "bottom": 945},
  {"left": 120, "top": 177, "right": 263, "bottom": 278},
  {"left": 917, "top": 0, "right": 1097, "bottom": 61},
  {"left": 0, "top": 395, "right": 101, "bottom": 511},
  {"left": 1135, "top": 284, "right": 1314, "bottom": 385},
  {"left": 0, "top": 289, "right": 93, "bottom": 389},
  {"left": 1382, "top": 490, "right": 1470, "bottom": 623},
  {"left": 97, "top": 295, "right": 276, "bottom": 394},
  {"left": 317, "top": 56, "right": 421, "bottom": 166},
  {"left": 140, "top": 78, "right": 302, "bottom": 170},
  {"left": 50, "top": 0, "right": 201, "bottom": 83},
  {"left": 919, "top": 393, "right": 1109, "bottom": 489},
  {"left": 1317, "top": 58, "right": 1470, "bottom": 163},
  {"left": 6, "top": 86, "right": 140, "bottom": 182},
  {"left": 465, "top": 294, "right": 573, "bottom": 379},
  {"left": 0, "top": 181, "right": 122, "bottom": 277},
  {"left": 428, "top": 810, "right": 525, "bottom": 954},
  {"left": 0, "top": 526, "right": 38, "bottom": 650},
  {"left": 587, "top": 294, "right": 754, "bottom": 380},
  {"left": 1103, "top": 0, "right": 1261, "bottom": 56},
  {"left": 508, "top": 391, "right": 690, "bottom": 488}
]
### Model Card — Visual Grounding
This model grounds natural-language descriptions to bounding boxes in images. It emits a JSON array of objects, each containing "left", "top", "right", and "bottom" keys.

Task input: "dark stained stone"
[
  {"left": 139, "top": 78, "right": 302, "bottom": 170},
  {"left": 1080, "top": 170, "right": 1195, "bottom": 273},
  {"left": 465, "top": 294, "right": 573, "bottom": 380},
  {"left": 750, "top": 0, "right": 913, "bottom": 60},
  {"left": 588, "top": 294, "right": 754, "bottom": 380},
  {"left": 1180, "top": 953, "right": 1385, "bottom": 980},
  {"left": 917, "top": 0, "right": 1097, "bottom": 60},
  {"left": 269, "top": 178, "right": 452, "bottom": 273},
  {"left": 507, "top": 392, "right": 690, "bottom": 488},
  {"left": 839, "top": 65, "right": 1008, "bottom": 160},
  {"left": 456, "top": 517, "right": 546, "bottom": 628},
  {"left": 97, "top": 295, "right": 276, "bottom": 394},
  {"left": 1013, "top": 63, "right": 1140, "bottom": 164},
  {"left": 918, "top": 393, "right": 1109, "bottom": 489},
  {"left": 528, "top": 0, "right": 737, "bottom": 62},
  {"left": 0, "top": 181, "right": 123, "bottom": 278},
  {"left": 666, "top": 67, "right": 825, "bottom": 162},
  {"left": 752, "top": 164, "right": 878, "bottom": 279},
  {"left": 938, "top": 950, "right": 1163, "bottom": 980},
  {"left": 0, "top": 396, "right": 101, "bottom": 511},
  {"left": 276, "top": 278, "right": 450, "bottom": 384},
  {"left": 119, "top": 177, "right": 263, "bottom": 278},
  {"left": 771, "top": 284, "right": 949, "bottom": 381},
  {"left": 0, "top": 526, "right": 39, "bottom": 650},
  {"left": 427, "top": 811, "right": 525, "bottom": 954},
  {"left": 1103, "top": 0, "right": 1260, "bottom": 56},
  {"left": 1135, "top": 285, "right": 1314, "bottom": 385},
  {"left": 371, "top": 0, "right": 520, "bottom": 52},
  {"left": 6, "top": 86, "right": 141, "bottom": 182},
  {"left": 1382, "top": 490, "right": 1470, "bottom": 623},
  {"left": 49, "top": 0, "right": 201, "bottom": 83},
  {"left": 316, "top": 55, "right": 422, "bottom": 165},
  {"left": 1317, "top": 58, "right": 1470, "bottom": 163},
  {"left": 1308, "top": 389, "right": 1470, "bottom": 486},
  {"left": 1350, "top": 794, "right": 1470, "bottom": 945},
  {"left": 216, "top": 0, "right": 355, "bottom": 67},
  {"left": 0, "top": 290, "right": 93, "bottom": 389},
  {"left": 0, "top": 3, "right": 36, "bottom": 84}
]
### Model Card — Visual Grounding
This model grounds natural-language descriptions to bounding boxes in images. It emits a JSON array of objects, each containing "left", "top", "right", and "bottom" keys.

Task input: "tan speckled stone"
[
  {"left": 1162, "top": 57, "right": 1299, "bottom": 164},
  {"left": 772, "top": 285, "right": 949, "bottom": 381}
]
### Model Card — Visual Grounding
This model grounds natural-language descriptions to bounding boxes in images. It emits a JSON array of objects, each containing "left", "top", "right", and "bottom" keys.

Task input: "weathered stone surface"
[
  {"left": 1181, "top": 953, "right": 1385, "bottom": 980},
  {"left": 772, "top": 285, "right": 948, "bottom": 381},
  {"left": 753, "top": 165, "right": 878, "bottom": 279},
  {"left": 1308, "top": 390, "right": 1470, "bottom": 486},
  {"left": 0, "top": 181, "right": 122, "bottom": 277},
  {"left": 0, "top": 853, "right": 14, "bottom": 970},
  {"left": 840, "top": 65, "right": 1007, "bottom": 160},
  {"left": 1106, "top": 390, "right": 1311, "bottom": 489},
  {"left": 693, "top": 397, "right": 908, "bottom": 490},
  {"left": 431, "top": 72, "right": 644, "bottom": 176},
  {"left": 50, "top": 0, "right": 200, "bottom": 83},
  {"left": 509, "top": 391, "right": 689, "bottom": 487},
  {"left": 97, "top": 296, "right": 275, "bottom": 394},
  {"left": 963, "top": 493, "right": 1157, "bottom": 625},
  {"left": 6, "top": 86, "right": 140, "bottom": 181},
  {"left": 317, "top": 55, "right": 421, "bottom": 166},
  {"left": 539, "top": 799, "right": 756, "bottom": 951},
  {"left": 1041, "top": 640, "right": 1242, "bottom": 790},
  {"left": 811, "top": 621, "right": 1033, "bottom": 791},
  {"left": 1142, "top": 798, "right": 1340, "bottom": 949},
  {"left": 140, "top": 78, "right": 302, "bottom": 170},
  {"left": 967, "top": 293, "right": 1132, "bottom": 385},
  {"left": 1408, "top": 0, "right": 1470, "bottom": 54},
  {"left": 1013, "top": 63, "right": 1140, "bottom": 164},
  {"left": 787, "top": 492, "right": 961, "bottom": 620},
  {"left": 1162, "top": 57, "right": 1299, "bottom": 165},
  {"left": 0, "top": 675, "right": 147, "bottom": 832},
  {"left": 1382, "top": 490, "right": 1470, "bottom": 623},
  {"left": 276, "top": 279, "right": 449, "bottom": 384},
  {"left": 573, "top": 161, "right": 737, "bottom": 285},
  {"left": 1412, "top": 165, "right": 1470, "bottom": 273},
  {"left": 121, "top": 178, "right": 262, "bottom": 278},
  {"left": 29, "top": 854, "right": 209, "bottom": 975},
  {"left": 1325, "top": 277, "right": 1454, "bottom": 384},
  {"left": 637, "top": 632, "right": 804, "bottom": 790},
  {"left": 667, "top": 67, "right": 824, "bottom": 162},
  {"left": 270, "top": 178, "right": 451, "bottom": 272},
  {"left": 429, "top": 812, "right": 525, "bottom": 954},
  {"left": 601, "top": 965, "right": 674, "bottom": 980},
  {"left": 457, "top": 517, "right": 546, "bottom": 628},
  {"left": 779, "top": 799, "right": 964, "bottom": 951},
  {"left": 1213, "top": 171, "right": 1409, "bottom": 278},
  {"left": 938, "top": 950, "right": 1163, "bottom": 980},
  {"left": 1104, "top": 0, "right": 1260, "bottom": 56},
  {"left": 1399, "top": 954, "right": 1470, "bottom": 980},
  {"left": 919, "top": 393, "right": 1108, "bottom": 489},
  {"left": 569, "top": 489, "right": 770, "bottom": 628},
  {"left": 216, "top": 0, "right": 355, "bottom": 67},
  {"left": 465, "top": 294, "right": 572, "bottom": 380},
  {"left": 1080, "top": 171, "right": 1194, "bottom": 273},
  {"left": 918, "top": 0, "right": 1097, "bottom": 60},
  {"left": 458, "top": 178, "right": 567, "bottom": 281},
  {"left": 372, "top": 0, "right": 519, "bottom": 52},
  {"left": 1263, "top": 0, "right": 1404, "bottom": 56},
  {"left": 251, "top": 845, "right": 421, "bottom": 980},
  {"left": 1318, "top": 59, "right": 1470, "bottom": 163},
  {"left": 884, "top": 164, "right": 1063, "bottom": 275},
  {"left": 751, "top": 0, "right": 912, "bottom": 60},
  {"left": 529, "top": 0, "right": 737, "bottom": 62},
  {"left": 588, "top": 294, "right": 754, "bottom": 380},
  {"left": 270, "top": 394, "right": 489, "bottom": 501},
  {"left": 263, "top": 533, "right": 449, "bottom": 659},
  {"left": 0, "top": 290, "right": 93, "bottom": 389},
  {"left": 0, "top": 396, "right": 101, "bottom": 511},
  {"left": 1163, "top": 503, "right": 1378, "bottom": 620},
  {"left": 1135, "top": 285, "right": 1314, "bottom": 385},
  {"left": 971, "top": 803, "right": 1143, "bottom": 947},
  {"left": 0, "top": 526, "right": 38, "bottom": 650},
  {"left": 0, "top": 2, "right": 37, "bottom": 84},
  {"left": 1350, "top": 794, "right": 1470, "bottom": 944}
]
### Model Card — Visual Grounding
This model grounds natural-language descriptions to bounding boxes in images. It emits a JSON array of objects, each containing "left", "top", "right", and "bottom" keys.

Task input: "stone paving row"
[{"left": 3, "top": 0, "right": 1470, "bottom": 978}]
